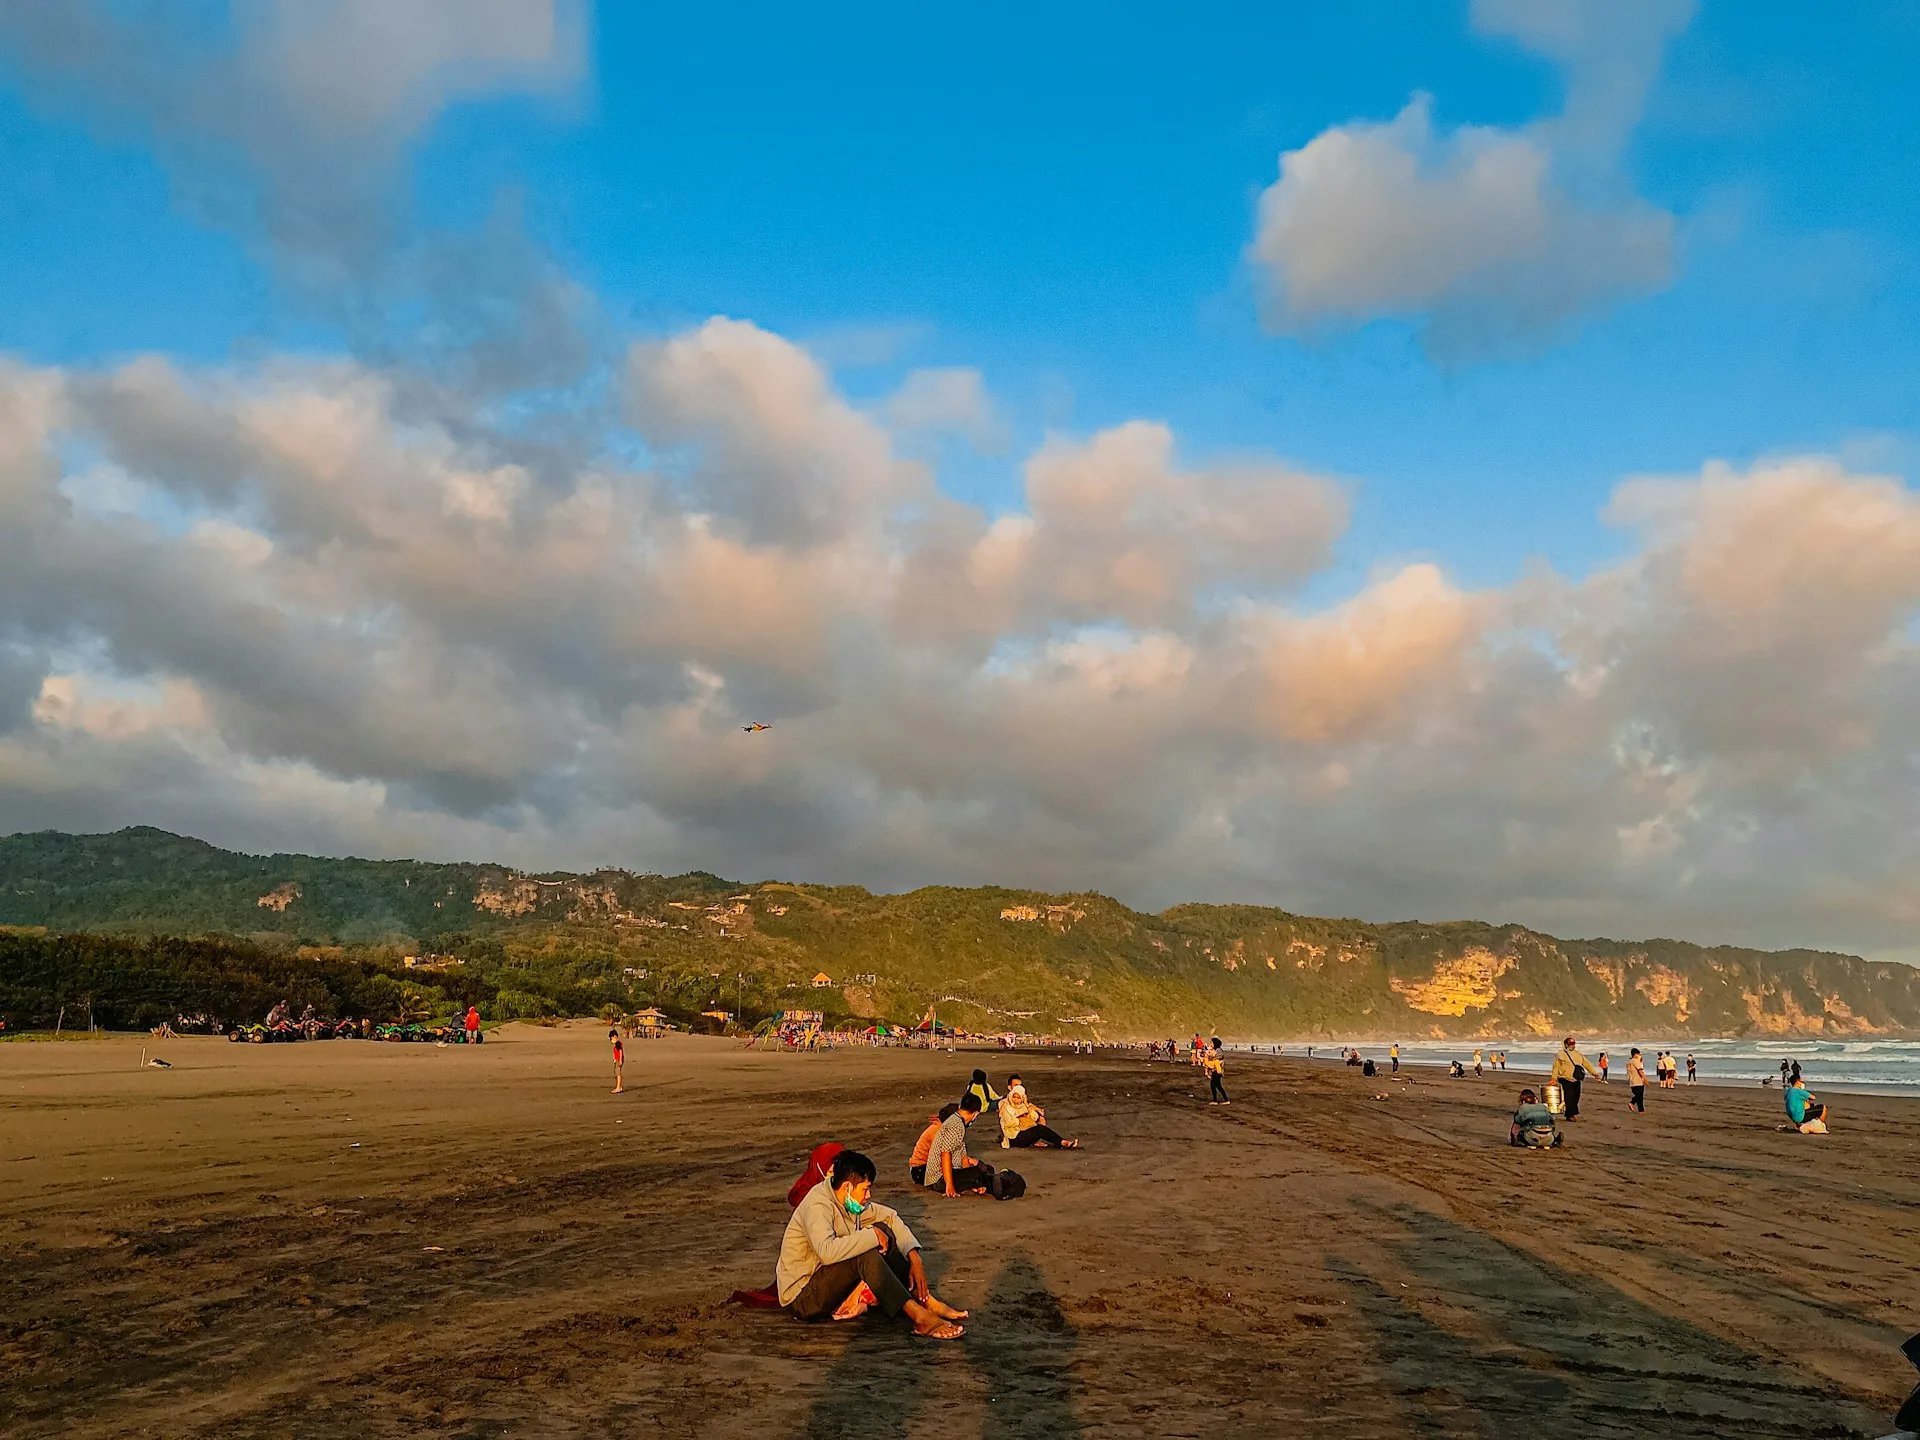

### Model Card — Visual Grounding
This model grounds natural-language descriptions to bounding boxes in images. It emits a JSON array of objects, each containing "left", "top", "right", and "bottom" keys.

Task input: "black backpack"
[{"left": 991, "top": 1168, "right": 1026, "bottom": 1201}]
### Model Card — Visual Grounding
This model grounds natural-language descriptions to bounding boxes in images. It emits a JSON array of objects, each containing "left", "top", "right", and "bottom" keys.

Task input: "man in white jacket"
[{"left": 776, "top": 1150, "right": 966, "bottom": 1338}]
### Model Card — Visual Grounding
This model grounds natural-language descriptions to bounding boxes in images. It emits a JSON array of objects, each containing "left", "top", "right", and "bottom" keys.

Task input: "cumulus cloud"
[
  {"left": 1, "top": 324, "right": 1918, "bottom": 959},
  {"left": 1250, "top": 0, "right": 1691, "bottom": 358},
  {"left": 0, "top": 0, "right": 584, "bottom": 283}
]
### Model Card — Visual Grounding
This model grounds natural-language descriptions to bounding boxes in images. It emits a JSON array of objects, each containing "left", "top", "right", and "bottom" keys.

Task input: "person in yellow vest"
[
  {"left": 1389, "top": 1042, "right": 1400, "bottom": 1074},
  {"left": 962, "top": 1069, "right": 1001, "bottom": 1115},
  {"left": 1204, "top": 1039, "right": 1230, "bottom": 1104}
]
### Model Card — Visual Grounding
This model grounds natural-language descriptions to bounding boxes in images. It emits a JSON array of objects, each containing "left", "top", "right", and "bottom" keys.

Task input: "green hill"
[{"left": 2, "top": 826, "right": 1916, "bottom": 1039}]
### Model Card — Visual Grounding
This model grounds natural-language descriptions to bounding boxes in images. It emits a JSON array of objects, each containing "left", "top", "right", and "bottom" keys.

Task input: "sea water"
[{"left": 1233, "top": 1037, "right": 1920, "bottom": 1094}]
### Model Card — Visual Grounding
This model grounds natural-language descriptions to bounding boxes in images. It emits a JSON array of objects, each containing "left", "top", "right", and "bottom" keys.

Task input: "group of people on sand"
[
  {"left": 908, "top": 1070, "right": 1083, "bottom": 1193},
  {"left": 769, "top": 1067, "right": 1088, "bottom": 1341}
]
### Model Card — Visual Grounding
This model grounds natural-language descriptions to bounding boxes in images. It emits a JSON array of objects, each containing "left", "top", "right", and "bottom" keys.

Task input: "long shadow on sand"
[
  {"left": 797, "top": 1220, "right": 1083, "bottom": 1440},
  {"left": 965, "top": 1248, "right": 1082, "bottom": 1439},
  {"left": 1332, "top": 1202, "right": 1881, "bottom": 1439}
]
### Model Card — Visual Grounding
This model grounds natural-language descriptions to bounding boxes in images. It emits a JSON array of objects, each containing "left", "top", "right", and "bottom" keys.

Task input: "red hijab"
[{"left": 787, "top": 1142, "right": 845, "bottom": 1209}]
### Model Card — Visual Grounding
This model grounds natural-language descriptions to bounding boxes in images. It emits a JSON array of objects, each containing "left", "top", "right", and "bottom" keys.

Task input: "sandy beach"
[{"left": 2, "top": 1025, "right": 1914, "bottom": 1438}]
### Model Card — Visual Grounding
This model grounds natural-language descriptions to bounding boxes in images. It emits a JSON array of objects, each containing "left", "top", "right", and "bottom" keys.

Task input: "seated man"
[
  {"left": 1509, "top": 1088, "right": 1562, "bottom": 1148},
  {"left": 997, "top": 1076, "right": 1081, "bottom": 1149},
  {"left": 1785, "top": 1077, "right": 1829, "bottom": 1132},
  {"left": 925, "top": 1094, "right": 995, "bottom": 1196},
  {"left": 777, "top": 1149, "right": 966, "bottom": 1338},
  {"left": 909, "top": 1105, "right": 957, "bottom": 1185}
]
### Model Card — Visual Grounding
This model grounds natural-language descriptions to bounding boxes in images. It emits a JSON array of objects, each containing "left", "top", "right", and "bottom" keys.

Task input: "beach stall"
[{"left": 633, "top": 1007, "right": 670, "bottom": 1038}]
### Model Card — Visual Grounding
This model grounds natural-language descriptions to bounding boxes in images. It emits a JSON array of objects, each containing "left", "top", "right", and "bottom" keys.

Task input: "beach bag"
[
  {"left": 990, "top": 1169, "right": 1027, "bottom": 1201},
  {"left": 1362, "top": 1058, "right": 1376, "bottom": 1077},
  {"left": 1544, "top": 1082, "right": 1565, "bottom": 1116},
  {"left": 1799, "top": 1118, "right": 1827, "bottom": 1135}
]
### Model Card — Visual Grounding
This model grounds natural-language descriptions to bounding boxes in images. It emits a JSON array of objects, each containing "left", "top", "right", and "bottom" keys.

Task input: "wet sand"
[{"left": 2, "top": 1025, "right": 1914, "bottom": 1438}]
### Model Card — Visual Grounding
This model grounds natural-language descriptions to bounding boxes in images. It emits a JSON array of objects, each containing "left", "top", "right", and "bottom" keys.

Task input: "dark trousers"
[
  {"left": 1629, "top": 1085, "right": 1645, "bottom": 1112},
  {"left": 941, "top": 1162, "right": 994, "bottom": 1194},
  {"left": 1562, "top": 1077, "right": 1582, "bottom": 1118},
  {"left": 1208, "top": 1073, "right": 1229, "bottom": 1102},
  {"left": 788, "top": 1224, "right": 912, "bottom": 1321},
  {"left": 1010, "top": 1124, "right": 1064, "bottom": 1147},
  {"left": 1390, "top": 1057, "right": 1398, "bottom": 1072}
]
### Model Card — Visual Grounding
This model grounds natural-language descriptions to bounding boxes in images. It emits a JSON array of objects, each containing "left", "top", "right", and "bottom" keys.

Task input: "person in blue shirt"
[
  {"left": 1784, "top": 1077, "right": 1827, "bottom": 1131},
  {"left": 1509, "top": 1088, "right": 1562, "bottom": 1148}
]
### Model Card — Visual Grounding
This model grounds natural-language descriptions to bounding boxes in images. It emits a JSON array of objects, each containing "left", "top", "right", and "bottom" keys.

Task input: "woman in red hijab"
[{"left": 787, "top": 1142, "right": 845, "bottom": 1209}]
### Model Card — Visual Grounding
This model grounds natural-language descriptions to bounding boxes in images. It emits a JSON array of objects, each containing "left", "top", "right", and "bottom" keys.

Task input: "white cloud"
[
  {"left": 2, "top": 329, "right": 1919, "bottom": 961},
  {"left": 1250, "top": 0, "right": 1690, "bottom": 358},
  {"left": 883, "top": 368, "right": 1009, "bottom": 453}
]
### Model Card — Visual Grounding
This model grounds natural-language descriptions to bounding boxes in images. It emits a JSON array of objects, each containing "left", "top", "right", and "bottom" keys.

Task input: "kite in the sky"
[{"left": 742, "top": 723, "right": 771, "bottom": 733}]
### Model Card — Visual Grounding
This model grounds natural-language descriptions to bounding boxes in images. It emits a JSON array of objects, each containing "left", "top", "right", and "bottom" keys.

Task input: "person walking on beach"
[
  {"left": 1597, "top": 1052, "right": 1609, "bottom": 1083},
  {"left": 464, "top": 1005, "right": 481, "bottom": 1045},
  {"left": 1780, "top": 1058, "right": 1791, "bottom": 1087},
  {"left": 1204, "top": 1040, "right": 1230, "bottom": 1105},
  {"left": 1790, "top": 1059, "right": 1803, "bottom": 1085},
  {"left": 610, "top": 1027, "right": 625, "bottom": 1094},
  {"left": 1551, "top": 1036, "right": 1597, "bottom": 1120},
  {"left": 1473, "top": 1048, "right": 1484, "bottom": 1077},
  {"left": 1389, "top": 1043, "right": 1400, "bottom": 1074},
  {"left": 1626, "top": 1048, "right": 1647, "bottom": 1112},
  {"left": 1686, "top": 1053, "right": 1697, "bottom": 1084}
]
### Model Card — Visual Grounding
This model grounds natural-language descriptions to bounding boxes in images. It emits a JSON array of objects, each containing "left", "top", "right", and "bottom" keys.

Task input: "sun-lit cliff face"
[
  {"left": 5, "top": 827, "right": 1920, "bottom": 1039},
  {"left": 1390, "top": 948, "right": 1512, "bottom": 1016}
]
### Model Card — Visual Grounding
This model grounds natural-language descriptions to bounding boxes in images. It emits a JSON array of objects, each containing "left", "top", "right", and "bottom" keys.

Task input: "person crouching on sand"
[
  {"left": 1510, "top": 1088, "right": 1562, "bottom": 1148},
  {"left": 777, "top": 1149, "right": 966, "bottom": 1339},
  {"left": 1785, "top": 1077, "right": 1829, "bottom": 1133},
  {"left": 926, "top": 1095, "right": 996, "bottom": 1197},
  {"left": 910, "top": 1104, "right": 958, "bottom": 1185},
  {"left": 1550, "top": 1036, "right": 1597, "bottom": 1120},
  {"left": 998, "top": 1076, "right": 1081, "bottom": 1149}
]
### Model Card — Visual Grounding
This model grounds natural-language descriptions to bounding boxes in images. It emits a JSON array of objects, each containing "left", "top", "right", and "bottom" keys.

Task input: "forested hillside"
[{"left": 3, "top": 827, "right": 1917, "bottom": 1038}]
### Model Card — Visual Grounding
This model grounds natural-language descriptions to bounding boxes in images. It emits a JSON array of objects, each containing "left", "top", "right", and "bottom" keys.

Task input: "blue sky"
[
  {"left": 4, "top": 1, "right": 1916, "bottom": 590},
  {"left": 2, "top": 1, "right": 1919, "bottom": 959}
]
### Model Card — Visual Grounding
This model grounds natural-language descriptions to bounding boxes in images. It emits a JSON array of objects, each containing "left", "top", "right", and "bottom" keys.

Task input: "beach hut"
[
  {"left": 810, "top": 972, "right": 834, "bottom": 988},
  {"left": 633, "top": 1007, "right": 670, "bottom": 1037}
]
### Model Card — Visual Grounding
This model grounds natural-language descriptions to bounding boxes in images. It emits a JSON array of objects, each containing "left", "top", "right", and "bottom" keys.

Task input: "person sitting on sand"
[
  {"left": 962, "top": 1069, "right": 1001, "bottom": 1115},
  {"left": 1510, "top": 1088, "right": 1562, "bottom": 1148},
  {"left": 1785, "top": 1077, "right": 1829, "bottom": 1133},
  {"left": 926, "top": 1094, "right": 995, "bottom": 1196},
  {"left": 777, "top": 1149, "right": 966, "bottom": 1338},
  {"left": 910, "top": 1105, "right": 958, "bottom": 1184},
  {"left": 998, "top": 1076, "right": 1080, "bottom": 1149}
]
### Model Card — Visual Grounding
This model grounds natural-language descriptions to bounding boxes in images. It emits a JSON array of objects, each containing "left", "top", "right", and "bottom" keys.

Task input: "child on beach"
[
  {"left": 1686, "top": 1054, "right": 1697, "bottom": 1083},
  {"left": 610, "top": 1027, "right": 625, "bottom": 1094},
  {"left": 1626, "top": 1048, "right": 1646, "bottom": 1112}
]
